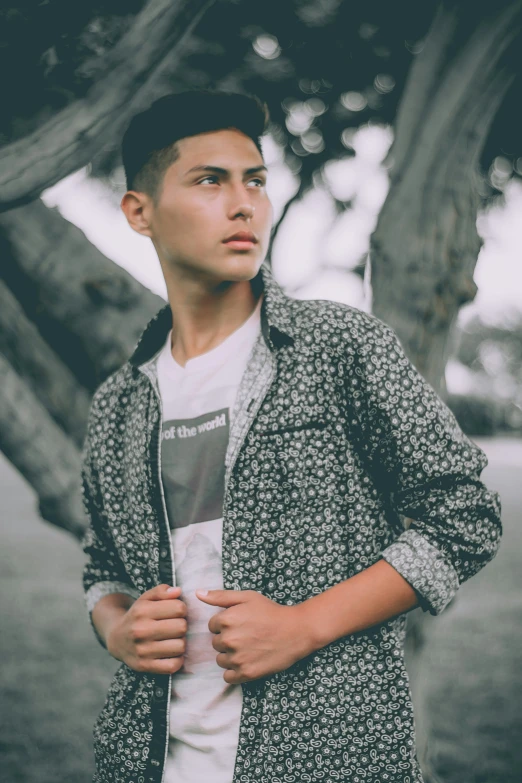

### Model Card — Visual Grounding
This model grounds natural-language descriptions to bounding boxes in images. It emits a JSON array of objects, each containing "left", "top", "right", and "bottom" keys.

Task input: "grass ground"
[
  {"left": 0, "top": 454, "right": 118, "bottom": 783},
  {"left": 0, "top": 438, "right": 520, "bottom": 782}
]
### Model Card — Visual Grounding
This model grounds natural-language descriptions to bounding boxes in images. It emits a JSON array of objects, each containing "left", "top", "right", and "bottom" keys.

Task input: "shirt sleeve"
[
  {"left": 80, "top": 392, "right": 140, "bottom": 649},
  {"left": 348, "top": 317, "right": 503, "bottom": 616}
]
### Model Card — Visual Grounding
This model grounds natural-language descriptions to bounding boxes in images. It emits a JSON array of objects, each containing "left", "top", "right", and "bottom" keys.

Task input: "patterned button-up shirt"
[{"left": 81, "top": 259, "right": 502, "bottom": 783}]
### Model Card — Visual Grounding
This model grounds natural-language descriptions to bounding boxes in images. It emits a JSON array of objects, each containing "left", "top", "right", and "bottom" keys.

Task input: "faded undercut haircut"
[{"left": 121, "top": 89, "right": 271, "bottom": 205}]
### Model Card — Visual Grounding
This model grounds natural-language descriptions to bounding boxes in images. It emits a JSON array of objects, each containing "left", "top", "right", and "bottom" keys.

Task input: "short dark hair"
[{"left": 121, "top": 89, "right": 271, "bottom": 204}]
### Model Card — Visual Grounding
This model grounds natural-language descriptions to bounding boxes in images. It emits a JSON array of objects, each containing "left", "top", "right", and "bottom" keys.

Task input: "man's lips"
[{"left": 223, "top": 239, "right": 256, "bottom": 248}]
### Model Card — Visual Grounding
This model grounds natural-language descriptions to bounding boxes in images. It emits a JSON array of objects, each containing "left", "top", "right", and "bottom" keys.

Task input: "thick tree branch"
[
  {"left": 388, "top": 2, "right": 522, "bottom": 178},
  {"left": 0, "top": 0, "right": 216, "bottom": 210},
  {"left": 370, "top": 2, "right": 522, "bottom": 389},
  {"left": 0, "top": 280, "right": 91, "bottom": 446},
  {"left": 266, "top": 179, "right": 310, "bottom": 265},
  {"left": 0, "top": 200, "right": 163, "bottom": 388},
  {"left": 0, "top": 353, "right": 86, "bottom": 539}
]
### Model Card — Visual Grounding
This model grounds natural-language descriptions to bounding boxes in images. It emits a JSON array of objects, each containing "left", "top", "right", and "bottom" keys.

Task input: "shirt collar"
[{"left": 128, "top": 259, "right": 295, "bottom": 369}]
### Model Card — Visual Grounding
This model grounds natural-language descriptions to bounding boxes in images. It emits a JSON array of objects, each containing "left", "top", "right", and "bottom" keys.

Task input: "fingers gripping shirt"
[{"left": 155, "top": 295, "right": 263, "bottom": 783}]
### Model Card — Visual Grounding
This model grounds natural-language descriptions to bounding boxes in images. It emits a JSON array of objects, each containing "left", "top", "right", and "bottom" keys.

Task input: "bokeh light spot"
[
  {"left": 340, "top": 92, "right": 367, "bottom": 112},
  {"left": 252, "top": 34, "right": 281, "bottom": 60},
  {"left": 374, "top": 73, "right": 395, "bottom": 94}
]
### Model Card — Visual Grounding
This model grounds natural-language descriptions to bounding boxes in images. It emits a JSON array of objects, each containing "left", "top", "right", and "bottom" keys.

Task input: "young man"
[{"left": 81, "top": 89, "right": 502, "bottom": 783}]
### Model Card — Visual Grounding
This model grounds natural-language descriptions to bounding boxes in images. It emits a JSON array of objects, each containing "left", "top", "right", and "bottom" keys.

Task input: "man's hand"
[
  {"left": 106, "top": 584, "right": 187, "bottom": 675},
  {"left": 195, "top": 589, "right": 313, "bottom": 684}
]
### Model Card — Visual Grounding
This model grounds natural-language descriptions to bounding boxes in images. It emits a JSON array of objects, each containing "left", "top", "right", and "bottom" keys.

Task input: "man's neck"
[{"left": 164, "top": 274, "right": 263, "bottom": 368}]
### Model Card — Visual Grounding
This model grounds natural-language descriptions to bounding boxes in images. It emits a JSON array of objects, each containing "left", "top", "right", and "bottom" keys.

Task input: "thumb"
[{"left": 195, "top": 588, "right": 250, "bottom": 606}]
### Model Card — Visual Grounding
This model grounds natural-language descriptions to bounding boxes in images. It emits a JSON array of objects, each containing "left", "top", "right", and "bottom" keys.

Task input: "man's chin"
[
  {"left": 210, "top": 252, "right": 264, "bottom": 282},
  {"left": 169, "top": 253, "right": 265, "bottom": 286}
]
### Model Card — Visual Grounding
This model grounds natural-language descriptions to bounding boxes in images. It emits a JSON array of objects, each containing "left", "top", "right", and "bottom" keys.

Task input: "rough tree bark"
[{"left": 369, "top": 3, "right": 521, "bottom": 779}]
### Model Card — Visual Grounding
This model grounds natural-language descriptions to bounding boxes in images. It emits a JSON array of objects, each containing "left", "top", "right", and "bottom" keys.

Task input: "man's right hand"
[{"left": 106, "top": 584, "right": 187, "bottom": 675}]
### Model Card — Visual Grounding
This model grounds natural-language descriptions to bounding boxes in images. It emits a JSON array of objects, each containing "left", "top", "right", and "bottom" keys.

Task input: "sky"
[{"left": 42, "top": 124, "right": 522, "bottom": 332}]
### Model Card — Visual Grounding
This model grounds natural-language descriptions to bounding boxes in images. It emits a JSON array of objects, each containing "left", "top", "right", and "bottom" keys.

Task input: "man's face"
[{"left": 138, "top": 128, "right": 273, "bottom": 283}]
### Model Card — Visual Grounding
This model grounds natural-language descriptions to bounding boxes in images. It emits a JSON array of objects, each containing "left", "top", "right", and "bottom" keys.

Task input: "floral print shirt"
[{"left": 81, "top": 259, "right": 502, "bottom": 783}]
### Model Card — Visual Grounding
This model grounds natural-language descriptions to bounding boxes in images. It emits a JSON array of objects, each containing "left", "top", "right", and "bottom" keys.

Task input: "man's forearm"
[
  {"left": 91, "top": 592, "right": 136, "bottom": 651},
  {"left": 298, "top": 558, "right": 419, "bottom": 653}
]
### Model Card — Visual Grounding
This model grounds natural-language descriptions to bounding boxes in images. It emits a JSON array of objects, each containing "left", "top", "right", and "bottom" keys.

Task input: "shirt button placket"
[{"left": 159, "top": 546, "right": 171, "bottom": 583}]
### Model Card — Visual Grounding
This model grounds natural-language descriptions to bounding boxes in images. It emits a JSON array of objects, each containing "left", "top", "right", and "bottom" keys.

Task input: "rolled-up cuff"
[
  {"left": 84, "top": 580, "right": 141, "bottom": 614},
  {"left": 380, "top": 528, "right": 459, "bottom": 616}
]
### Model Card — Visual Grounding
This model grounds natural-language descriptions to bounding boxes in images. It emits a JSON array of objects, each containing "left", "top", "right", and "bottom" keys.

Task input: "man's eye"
[{"left": 198, "top": 176, "right": 265, "bottom": 186}]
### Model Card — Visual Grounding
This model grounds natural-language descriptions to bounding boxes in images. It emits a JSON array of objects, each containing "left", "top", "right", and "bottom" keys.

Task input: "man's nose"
[
  {"left": 231, "top": 203, "right": 255, "bottom": 219},
  {"left": 226, "top": 182, "right": 256, "bottom": 219}
]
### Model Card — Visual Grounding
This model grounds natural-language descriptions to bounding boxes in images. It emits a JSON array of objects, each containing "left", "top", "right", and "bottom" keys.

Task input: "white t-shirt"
[{"left": 156, "top": 294, "right": 263, "bottom": 783}]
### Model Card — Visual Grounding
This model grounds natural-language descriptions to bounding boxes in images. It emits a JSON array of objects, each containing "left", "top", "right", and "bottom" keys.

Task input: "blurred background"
[{"left": 1, "top": 1, "right": 521, "bottom": 781}]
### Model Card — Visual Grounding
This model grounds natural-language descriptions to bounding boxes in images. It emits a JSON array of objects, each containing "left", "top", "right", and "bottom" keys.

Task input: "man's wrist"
[
  {"left": 292, "top": 598, "right": 330, "bottom": 656},
  {"left": 292, "top": 560, "right": 420, "bottom": 655},
  {"left": 92, "top": 593, "right": 135, "bottom": 656}
]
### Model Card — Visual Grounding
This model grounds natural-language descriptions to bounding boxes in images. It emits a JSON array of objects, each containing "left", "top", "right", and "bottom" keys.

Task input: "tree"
[
  {"left": 3, "top": 0, "right": 519, "bottom": 531},
  {"left": 370, "top": 2, "right": 522, "bottom": 392}
]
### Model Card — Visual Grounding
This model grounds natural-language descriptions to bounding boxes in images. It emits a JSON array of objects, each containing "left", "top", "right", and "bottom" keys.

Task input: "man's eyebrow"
[{"left": 184, "top": 165, "right": 268, "bottom": 177}]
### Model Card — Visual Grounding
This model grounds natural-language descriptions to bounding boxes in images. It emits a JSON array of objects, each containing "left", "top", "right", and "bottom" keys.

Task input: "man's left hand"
[{"left": 195, "top": 588, "right": 314, "bottom": 684}]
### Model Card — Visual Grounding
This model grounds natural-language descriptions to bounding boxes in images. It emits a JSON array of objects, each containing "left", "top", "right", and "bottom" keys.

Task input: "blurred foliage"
[
  {"left": 0, "top": 1, "right": 146, "bottom": 141},
  {"left": 1, "top": 0, "right": 521, "bottom": 204},
  {"left": 448, "top": 314, "right": 522, "bottom": 436}
]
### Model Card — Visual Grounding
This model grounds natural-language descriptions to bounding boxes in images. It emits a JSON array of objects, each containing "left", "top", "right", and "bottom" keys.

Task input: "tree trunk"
[
  {"left": 0, "top": 353, "right": 86, "bottom": 538},
  {"left": 369, "top": 3, "right": 522, "bottom": 779},
  {"left": 0, "top": 280, "right": 91, "bottom": 446},
  {"left": 0, "top": 201, "right": 166, "bottom": 538},
  {"left": 0, "top": 200, "right": 164, "bottom": 390},
  {"left": 371, "top": 1, "right": 521, "bottom": 392},
  {"left": 0, "top": 0, "right": 215, "bottom": 211}
]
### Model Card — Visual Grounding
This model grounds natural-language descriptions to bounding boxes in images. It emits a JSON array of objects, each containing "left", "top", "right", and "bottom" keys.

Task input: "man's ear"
[{"left": 120, "top": 191, "right": 154, "bottom": 238}]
